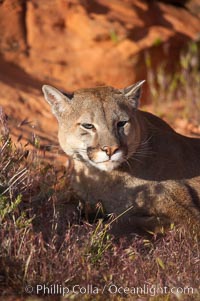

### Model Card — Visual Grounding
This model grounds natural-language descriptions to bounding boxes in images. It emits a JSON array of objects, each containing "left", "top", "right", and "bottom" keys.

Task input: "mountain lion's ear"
[
  {"left": 122, "top": 80, "right": 145, "bottom": 109},
  {"left": 42, "top": 85, "right": 71, "bottom": 118}
]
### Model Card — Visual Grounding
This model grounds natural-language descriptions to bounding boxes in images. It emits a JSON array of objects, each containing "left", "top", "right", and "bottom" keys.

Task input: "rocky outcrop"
[
  {"left": 0, "top": 0, "right": 200, "bottom": 91},
  {"left": 0, "top": 0, "right": 199, "bottom": 157}
]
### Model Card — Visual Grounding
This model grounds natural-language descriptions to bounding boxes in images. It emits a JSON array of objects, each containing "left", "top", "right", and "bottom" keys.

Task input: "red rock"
[{"left": 0, "top": 0, "right": 200, "bottom": 91}]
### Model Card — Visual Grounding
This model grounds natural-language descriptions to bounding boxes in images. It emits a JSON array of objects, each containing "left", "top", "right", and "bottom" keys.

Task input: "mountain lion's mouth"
[
  {"left": 91, "top": 158, "right": 119, "bottom": 164},
  {"left": 88, "top": 158, "right": 122, "bottom": 172}
]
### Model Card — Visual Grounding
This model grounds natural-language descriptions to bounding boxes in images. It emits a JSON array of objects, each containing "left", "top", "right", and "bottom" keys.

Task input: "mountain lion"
[{"left": 42, "top": 81, "right": 200, "bottom": 235}]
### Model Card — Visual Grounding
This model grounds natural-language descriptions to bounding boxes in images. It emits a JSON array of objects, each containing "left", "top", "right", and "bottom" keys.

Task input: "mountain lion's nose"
[{"left": 102, "top": 146, "right": 119, "bottom": 157}]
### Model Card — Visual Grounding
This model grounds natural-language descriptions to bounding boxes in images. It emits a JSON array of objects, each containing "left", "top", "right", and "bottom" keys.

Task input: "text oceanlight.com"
[{"left": 25, "top": 284, "right": 196, "bottom": 296}]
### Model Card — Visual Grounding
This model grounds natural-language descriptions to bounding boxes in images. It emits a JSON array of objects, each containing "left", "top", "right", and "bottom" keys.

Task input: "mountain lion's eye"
[
  {"left": 81, "top": 123, "right": 94, "bottom": 129},
  {"left": 117, "top": 121, "right": 128, "bottom": 128}
]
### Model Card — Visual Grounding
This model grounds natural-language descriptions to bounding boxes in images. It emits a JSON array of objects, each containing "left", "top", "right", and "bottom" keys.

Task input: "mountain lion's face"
[{"left": 42, "top": 81, "right": 145, "bottom": 172}]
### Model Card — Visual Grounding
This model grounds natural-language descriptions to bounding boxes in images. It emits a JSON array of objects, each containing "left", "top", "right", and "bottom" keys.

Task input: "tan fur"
[{"left": 42, "top": 82, "right": 200, "bottom": 235}]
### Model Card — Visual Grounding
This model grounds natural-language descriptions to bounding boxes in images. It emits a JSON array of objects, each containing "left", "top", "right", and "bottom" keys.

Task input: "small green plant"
[
  {"left": 110, "top": 29, "right": 119, "bottom": 43},
  {"left": 0, "top": 194, "right": 22, "bottom": 222},
  {"left": 146, "top": 41, "right": 200, "bottom": 123},
  {"left": 86, "top": 219, "right": 112, "bottom": 264},
  {"left": 153, "top": 37, "right": 163, "bottom": 47}
]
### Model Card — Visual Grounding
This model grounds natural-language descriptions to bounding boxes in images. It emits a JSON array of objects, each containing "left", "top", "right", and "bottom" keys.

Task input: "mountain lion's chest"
[{"left": 72, "top": 160, "right": 148, "bottom": 214}]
